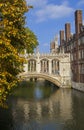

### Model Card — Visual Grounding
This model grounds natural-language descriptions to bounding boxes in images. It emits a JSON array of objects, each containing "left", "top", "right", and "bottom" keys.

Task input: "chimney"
[
  {"left": 65, "top": 23, "right": 71, "bottom": 42},
  {"left": 75, "top": 10, "right": 82, "bottom": 34},
  {"left": 60, "top": 30, "right": 64, "bottom": 45}
]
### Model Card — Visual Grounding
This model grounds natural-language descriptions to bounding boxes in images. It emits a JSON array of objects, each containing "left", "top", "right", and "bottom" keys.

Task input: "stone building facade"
[{"left": 59, "top": 10, "right": 84, "bottom": 91}]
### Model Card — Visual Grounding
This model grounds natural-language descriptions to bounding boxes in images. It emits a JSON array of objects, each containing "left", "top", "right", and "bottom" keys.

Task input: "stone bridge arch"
[{"left": 18, "top": 73, "right": 62, "bottom": 88}]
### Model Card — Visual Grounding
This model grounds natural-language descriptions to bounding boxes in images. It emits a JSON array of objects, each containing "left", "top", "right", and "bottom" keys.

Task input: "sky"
[{"left": 26, "top": 0, "right": 84, "bottom": 53}]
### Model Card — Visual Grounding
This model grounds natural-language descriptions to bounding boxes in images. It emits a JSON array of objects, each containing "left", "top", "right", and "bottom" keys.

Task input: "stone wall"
[{"left": 72, "top": 81, "right": 84, "bottom": 92}]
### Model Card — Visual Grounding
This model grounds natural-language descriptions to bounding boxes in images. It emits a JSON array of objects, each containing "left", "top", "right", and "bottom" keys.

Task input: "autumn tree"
[
  {"left": 0, "top": 0, "right": 38, "bottom": 107},
  {"left": 25, "top": 28, "right": 38, "bottom": 53}
]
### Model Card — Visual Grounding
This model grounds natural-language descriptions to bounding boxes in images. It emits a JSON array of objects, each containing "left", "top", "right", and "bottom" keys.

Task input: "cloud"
[
  {"left": 35, "top": 3, "right": 74, "bottom": 22},
  {"left": 26, "top": 0, "right": 74, "bottom": 22},
  {"left": 26, "top": 0, "right": 48, "bottom": 8}
]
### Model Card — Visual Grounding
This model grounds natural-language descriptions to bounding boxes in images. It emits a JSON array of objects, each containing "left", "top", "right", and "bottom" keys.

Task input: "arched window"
[
  {"left": 40, "top": 59, "right": 49, "bottom": 73},
  {"left": 28, "top": 59, "right": 36, "bottom": 72},
  {"left": 52, "top": 59, "right": 59, "bottom": 74}
]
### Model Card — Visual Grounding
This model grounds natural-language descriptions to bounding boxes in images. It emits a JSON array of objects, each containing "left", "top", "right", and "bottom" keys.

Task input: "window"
[
  {"left": 80, "top": 36, "right": 84, "bottom": 44},
  {"left": 74, "top": 53, "right": 76, "bottom": 60},
  {"left": 79, "top": 50, "right": 81, "bottom": 59},
  {"left": 81, "top": 64, "right": 84, "bottom": 74},
  {"left": 78, "top": 50, "right": 84, "bottom": 59},
  {"left": 78, "top": 39, "right": 81, "bottom": 45},
  {"left": 28, "top": 60, "right": 36, "bottom": 72},
  {"left": 71, "top": 53, "right": 73, "bottom": 61},
  {"left": 74, "top": 42, "right": 76, "bottom": 48},
  {"left": 71, "top": 44, "right": 73, "bottom": 49},
  {"left": 82, "top": 50, "right": 84, "bottom": 59}
]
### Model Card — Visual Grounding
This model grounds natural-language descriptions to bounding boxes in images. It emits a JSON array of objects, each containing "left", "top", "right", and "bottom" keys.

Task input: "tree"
[
  {"left": 0, "top": 0, "right": 38, "bottom": 107},
  {"left": 25, "top": 28, "right": 38, "bottom": 53}
]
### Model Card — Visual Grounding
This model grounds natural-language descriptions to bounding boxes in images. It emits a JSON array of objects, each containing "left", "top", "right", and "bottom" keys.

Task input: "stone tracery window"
[
  {"left": 52, "top": 59, "right": 59, "bottom": 74},
  {"left": 40, "top": 59, "right": 49, "bottom": 73},
  {"left": 28, "top": 59, "right": 36, "bottom": 72}
]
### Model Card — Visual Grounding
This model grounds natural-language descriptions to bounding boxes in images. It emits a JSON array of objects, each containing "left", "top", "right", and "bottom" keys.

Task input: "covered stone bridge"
[{"left": 18, "top": 72, "right": 71, "bottom": 88}]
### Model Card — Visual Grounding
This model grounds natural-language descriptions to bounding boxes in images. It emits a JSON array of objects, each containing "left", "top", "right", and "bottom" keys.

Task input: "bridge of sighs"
[{"left": 19, "top": 52, "right": 71, "bottom": 88}]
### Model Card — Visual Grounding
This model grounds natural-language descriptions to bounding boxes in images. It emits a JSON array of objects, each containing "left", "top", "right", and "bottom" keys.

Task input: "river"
[{"left": 0, "top": 80, "right": 84, "bottom": 130}]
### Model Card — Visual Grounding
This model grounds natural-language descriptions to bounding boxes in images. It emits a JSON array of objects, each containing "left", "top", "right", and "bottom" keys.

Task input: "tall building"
[{"left": 59, "top": 10, "right": 84, "bottom": 91}]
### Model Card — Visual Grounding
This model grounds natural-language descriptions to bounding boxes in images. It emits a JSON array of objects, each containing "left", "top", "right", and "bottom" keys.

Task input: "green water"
[
  {"left": 0, "top": 80, "right": 84, "bottom": 130},
  {"left": 12, "top": 80, "right": 56, "bottom": 100}
]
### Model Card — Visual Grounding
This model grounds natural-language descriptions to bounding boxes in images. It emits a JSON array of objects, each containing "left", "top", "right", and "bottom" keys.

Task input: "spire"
[
  {"left": 54, "top": 35, "right": 58, "bottom": 49},
  {"left": 50, "top": 35, "right": 59, "bottom": 54},
  {"left": 54, "top": 35, "right": 58, "bottom": 41},
  {"left": 36, "top": 46, "right": 40, "bottom": 54}
]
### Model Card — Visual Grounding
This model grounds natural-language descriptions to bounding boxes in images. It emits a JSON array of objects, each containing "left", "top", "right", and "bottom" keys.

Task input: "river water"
[{"left": 0, "top": 80, "right": 84, "bottom": 130}]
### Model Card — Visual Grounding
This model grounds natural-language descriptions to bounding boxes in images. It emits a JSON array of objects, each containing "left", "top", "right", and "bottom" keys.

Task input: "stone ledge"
[{"left": 72, "top": 81, "right": 84, "bottom": 92}]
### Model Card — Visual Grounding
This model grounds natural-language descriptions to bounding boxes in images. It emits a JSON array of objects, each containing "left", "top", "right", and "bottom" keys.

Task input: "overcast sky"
[{"left": 26, "top": 0, "right": 84, "bottom": 53}]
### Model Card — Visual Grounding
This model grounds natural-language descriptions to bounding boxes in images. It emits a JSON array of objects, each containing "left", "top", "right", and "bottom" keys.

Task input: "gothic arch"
[
  {"left": 51, "top": 59, "right": 60, "bottom": 74},
  {"left": 28, "top": 59, "right": 36, "bottom": 72},
  {"left": 40, "top": 58, "right": 49, "bottom": 73}
]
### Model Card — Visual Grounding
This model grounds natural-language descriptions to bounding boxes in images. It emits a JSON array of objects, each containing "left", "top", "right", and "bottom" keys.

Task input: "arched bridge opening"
[{"left": 18, "top": 73, "right": 62, "bottom": 88}]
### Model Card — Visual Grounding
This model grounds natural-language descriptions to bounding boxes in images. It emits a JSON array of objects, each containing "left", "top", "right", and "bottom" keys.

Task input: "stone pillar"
[
  {"left": 33, "top": 61, "right": 35, "bottom": 71},
  {"left": 30, "top": 61, "right": 32, "bottom": 72},
  {"left": 54, "top": 60, "right": 56, "bottom": 74},
  {"left": 59, "top": 54, "right": 71, "bottom": 87},
  {"left": 45, "top": 60, "right": 48, "bottom": 73},
  {"left": 42, "top": 60, "right": 44, "bottom": 73},
  {"left": 49, "top": 60, "right": 52, "bottom": 74}
]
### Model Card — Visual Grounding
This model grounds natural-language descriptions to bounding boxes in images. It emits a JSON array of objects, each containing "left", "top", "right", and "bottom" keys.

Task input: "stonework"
[
  {"left": 72, "top": 81, "right": 84, "bottom": 92},
  {"left": 20, "top": 52, "right": 71, "bottom": 88}
]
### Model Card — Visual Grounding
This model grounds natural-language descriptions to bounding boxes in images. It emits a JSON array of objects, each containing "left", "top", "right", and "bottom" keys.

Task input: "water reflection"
[
  {"left": 34, "top": 86, "right": 43, "bottom": 100},
  {"left": 0, "top": 81, "right": 84, "bottom": 130},
  {"left": 11, "top": 89, "right": 73, "bottom": 124}
]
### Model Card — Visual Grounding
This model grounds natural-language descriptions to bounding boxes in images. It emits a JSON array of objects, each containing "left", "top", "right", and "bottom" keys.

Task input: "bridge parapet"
[{"left": 20, "top": 52, "right": 70, "bottom": 59}]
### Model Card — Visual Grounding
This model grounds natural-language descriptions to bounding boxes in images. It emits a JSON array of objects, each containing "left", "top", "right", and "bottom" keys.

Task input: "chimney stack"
[
  {"left": 60, "top": 30, "right": 64, "bottom": 45},
  {"left": 75, "top": 10, "right": 82, "bottom": 34},
  {"left": 65, "top": 23, "right": 71, "bottom": 42}
]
